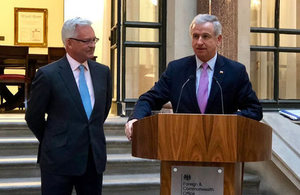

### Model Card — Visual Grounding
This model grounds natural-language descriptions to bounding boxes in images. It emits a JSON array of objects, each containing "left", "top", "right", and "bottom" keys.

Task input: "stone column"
[{"left": 197, "top": 0, "right": 238, "bottom": 61}]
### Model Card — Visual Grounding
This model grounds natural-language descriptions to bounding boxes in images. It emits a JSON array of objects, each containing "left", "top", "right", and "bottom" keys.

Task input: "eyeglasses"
[{"left": 69, "top": 37, "right": 99, "bottom": 44}]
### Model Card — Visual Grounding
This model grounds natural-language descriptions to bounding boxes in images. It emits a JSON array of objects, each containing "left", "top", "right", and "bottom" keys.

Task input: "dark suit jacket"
[
  {"left": 130, "top": 54, "right": 262, "bottom": 121},
  {"left": 25, "top": 56, "right": 112, "bottom": 175}
]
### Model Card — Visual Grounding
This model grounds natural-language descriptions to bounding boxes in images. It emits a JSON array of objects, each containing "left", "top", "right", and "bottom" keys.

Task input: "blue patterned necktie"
[{"left": 79, "top": 65, "right": 92, "bottom": 119}]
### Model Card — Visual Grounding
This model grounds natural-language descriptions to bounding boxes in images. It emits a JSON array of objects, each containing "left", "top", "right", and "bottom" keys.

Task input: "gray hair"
[
  {"left": 189, "top": 14, "right": 222, "bottom": 36},
  {"left": 61, "top": 17, "right": 92, "bottom": 46}
]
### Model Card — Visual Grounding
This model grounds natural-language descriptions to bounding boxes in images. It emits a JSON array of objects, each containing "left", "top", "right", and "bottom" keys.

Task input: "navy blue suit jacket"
[
  {"left": 130, "top": 54, "right": 262, "bottom": 121},
  {"left": 25, "top": 56, "right": 112, "bottom": 175}
]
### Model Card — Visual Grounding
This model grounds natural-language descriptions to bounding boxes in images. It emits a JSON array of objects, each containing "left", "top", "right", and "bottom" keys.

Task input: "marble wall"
[
  {"left": 198, "top": 0, "right": 238, "bottom": 61},
  {"left": 197, "top": 0, "right": 251, "bottom": 71}
]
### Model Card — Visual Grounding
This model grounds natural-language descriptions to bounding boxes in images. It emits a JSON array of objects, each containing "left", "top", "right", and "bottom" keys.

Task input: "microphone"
[
  {"left": 213, "top": 77, "right": 224, "bottom": 114},
  {"left": 175, "top": 75, "right": 194, "bottom": 113}
]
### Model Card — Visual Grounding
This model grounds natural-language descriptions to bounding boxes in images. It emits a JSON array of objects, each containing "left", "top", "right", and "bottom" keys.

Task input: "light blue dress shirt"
[{"left": 195, "top": 53, "right": 217, "bottom": 96}]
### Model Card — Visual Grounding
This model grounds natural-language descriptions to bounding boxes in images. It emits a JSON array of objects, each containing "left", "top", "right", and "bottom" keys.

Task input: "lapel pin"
[{"left": 220, "top": 71, "right": 224, "bottom": 74}]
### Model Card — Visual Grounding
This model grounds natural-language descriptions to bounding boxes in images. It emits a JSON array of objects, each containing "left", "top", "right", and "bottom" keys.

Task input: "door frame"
[{"left": 111, "top": 0, "right": 167, "bottom": 116}]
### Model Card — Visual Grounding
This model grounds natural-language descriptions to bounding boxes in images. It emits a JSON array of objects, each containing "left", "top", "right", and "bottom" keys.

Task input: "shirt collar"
[
  {"left": 66, "top": 53, "right": 89, "bottom": 71},
  {"left": 195, "top": 52, "right": 218, "bottom": 70}
]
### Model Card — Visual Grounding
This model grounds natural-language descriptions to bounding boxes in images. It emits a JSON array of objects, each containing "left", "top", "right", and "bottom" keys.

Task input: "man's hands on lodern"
[{"left": 125, "top": 119, "right": 138, "bottom": 141}]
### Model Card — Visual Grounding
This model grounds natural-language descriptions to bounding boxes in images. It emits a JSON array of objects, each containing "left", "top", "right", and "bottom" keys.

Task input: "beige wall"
[
  {"left": 167, "top": 0, "right": 197, "bottom": 64},
  {"left": 0, "top": 0, "right": 111, "bottom": 64},
  {"left": 0, "top": 0, "right": 249, "bottom": 70},
  {"left": 101, "top": 0, "right": 111, "bottom": 67},
  {"left": 238, "top": 0, "right": 251, "bottom": 73},
  {"left": 167, "top": 0, "right": 251, "bottom": 73},
  {"left": 64, "top": 0, "right": 111, "bottom": 66},
  {"left": 0, "top": 0, "right": 64, "bottom": 54}
]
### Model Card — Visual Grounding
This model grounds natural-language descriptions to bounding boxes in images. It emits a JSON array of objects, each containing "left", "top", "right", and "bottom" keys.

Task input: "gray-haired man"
[{"left": 26, "top": 17, "right": 112, "bottom": 194}]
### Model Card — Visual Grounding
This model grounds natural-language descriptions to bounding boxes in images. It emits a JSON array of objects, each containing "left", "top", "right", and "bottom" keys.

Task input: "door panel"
[
  {"left": 125, "top": 47, "right": 159, "bottom": 99},
  {"left": 110, "top": 0, "right": 166, "bottom": 115},
  {"left": 126, "top": 0, "right": 159, "bottom": 22}
]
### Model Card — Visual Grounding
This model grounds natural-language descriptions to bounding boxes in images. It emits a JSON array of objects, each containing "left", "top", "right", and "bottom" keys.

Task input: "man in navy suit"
[
  {"left": 25, "top": 17, "right": 111, "bottom": 194},
  {"left": 125, "top": 14, "right": 262, "bottom": 141}
]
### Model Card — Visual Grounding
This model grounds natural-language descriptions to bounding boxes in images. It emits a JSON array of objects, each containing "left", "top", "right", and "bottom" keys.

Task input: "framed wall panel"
[{"left": 14, "top": 8, "right": 48, "bottom": 47}]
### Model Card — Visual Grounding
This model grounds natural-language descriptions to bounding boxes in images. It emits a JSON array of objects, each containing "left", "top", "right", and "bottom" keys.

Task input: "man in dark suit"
[
  {"left": 25, "top": 17, "right": 112, "bottom": 194},
  {"left": 125, "top": 14, "right": 262, "bottom": 140}
]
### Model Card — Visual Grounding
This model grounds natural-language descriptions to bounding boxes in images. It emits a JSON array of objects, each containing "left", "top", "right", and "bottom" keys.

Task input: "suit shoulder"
[
  {"left": 38, "top": 58, "right": 62, "bottom": 74},
  {"left": 169, "top": 55, "right": 195, "bottom": 65},
  {"left": 168, "top": 55, "right": 195, "bottom": 69},
  {"left": 89, "top": 60, "right": 110, "bottom": 71},
  {"left": 219, "top": 55, "right": 245, "bottom": 70}
]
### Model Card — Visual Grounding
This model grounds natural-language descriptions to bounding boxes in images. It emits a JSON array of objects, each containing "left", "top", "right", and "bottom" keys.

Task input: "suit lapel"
[
  {"left": 88, "top": 60, "right": 101, "bottom": 118},
  {"left": 206, "top": 54, "right": 225, "bottom": 111},
  {"left": 185, "top": 56, "right": 200, "bottom": 112},
  {"left": 58, "top": 57, "right": 87, "bottom": 119}
]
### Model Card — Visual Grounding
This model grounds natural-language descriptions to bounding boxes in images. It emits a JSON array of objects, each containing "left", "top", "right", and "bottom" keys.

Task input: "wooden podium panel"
[
  {"left": 132, "top": 114, "right": 272, "bottom": 162},
  {"left": 132, "top": 114, "right": 272, "bottom": 195}
]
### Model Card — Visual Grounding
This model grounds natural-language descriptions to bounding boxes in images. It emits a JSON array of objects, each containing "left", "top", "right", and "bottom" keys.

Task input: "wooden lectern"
[{"left": 132, "top": 114, "right": 272, "bottom": 195}]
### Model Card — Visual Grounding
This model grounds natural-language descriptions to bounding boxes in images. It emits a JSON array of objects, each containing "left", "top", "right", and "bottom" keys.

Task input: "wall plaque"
[{"left": 171, "top": 166, "right": 224, "bottom": 195}]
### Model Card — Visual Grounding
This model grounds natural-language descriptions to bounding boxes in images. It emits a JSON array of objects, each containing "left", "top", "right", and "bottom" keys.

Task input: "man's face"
[
  {"left": 191, "top": 22, "right": 222, "bottom": 62},
  {"left": 66, "top": 25, "right": 96, "bottom": 63}
]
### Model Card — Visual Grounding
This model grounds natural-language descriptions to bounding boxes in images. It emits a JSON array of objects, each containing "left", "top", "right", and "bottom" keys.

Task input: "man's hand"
[{"left": 125, "top": 119, "right": 138, "bottom": 141}]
